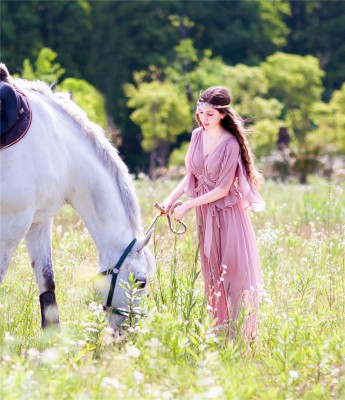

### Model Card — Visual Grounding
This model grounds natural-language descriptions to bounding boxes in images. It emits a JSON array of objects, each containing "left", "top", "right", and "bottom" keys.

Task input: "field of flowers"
[{"left": 0, "top": 177, "right": 344, "bottom": 399}]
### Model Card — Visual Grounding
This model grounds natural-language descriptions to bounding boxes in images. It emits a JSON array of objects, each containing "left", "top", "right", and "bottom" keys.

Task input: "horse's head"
[{"left": 93, "top": 229, "right": 155, "bottom": 330}]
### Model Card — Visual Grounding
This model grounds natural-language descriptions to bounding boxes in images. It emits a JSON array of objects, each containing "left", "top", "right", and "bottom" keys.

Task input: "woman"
[{"left": 160, "top": 86, "right": 265, "bottom": 340}]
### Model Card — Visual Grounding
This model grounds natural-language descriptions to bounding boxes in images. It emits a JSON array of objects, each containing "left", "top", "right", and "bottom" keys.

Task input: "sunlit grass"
[{"left": 1, "top": 177, "right": 344, "bottom": 399}]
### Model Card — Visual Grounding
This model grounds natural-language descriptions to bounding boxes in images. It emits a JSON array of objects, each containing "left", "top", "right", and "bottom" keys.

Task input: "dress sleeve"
[
  {"left": 215, "top": 139, "right": 240, "bottom": 189},
  {"left": 237, "top": 159, "right": 265, "bottom": 212},
  {"left": 214, "top": 139, "right": 265, "bottom": 212}
]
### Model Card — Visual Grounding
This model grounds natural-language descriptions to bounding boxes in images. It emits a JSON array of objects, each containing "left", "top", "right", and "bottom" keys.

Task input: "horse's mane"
[{"left": 15, "top": 79, "right": 143, "bottom": 237}]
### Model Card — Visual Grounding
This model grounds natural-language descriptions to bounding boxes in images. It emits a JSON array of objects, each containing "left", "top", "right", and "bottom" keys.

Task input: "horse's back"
[{"left": 0, "top": 85, "right": 71, "bottom": 223}]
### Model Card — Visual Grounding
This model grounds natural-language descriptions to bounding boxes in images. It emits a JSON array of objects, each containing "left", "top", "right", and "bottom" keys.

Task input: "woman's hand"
[
  {"left": 158, "top": 199, "right": 173, "bottom": 214},
  {"left": 173, "top": 202, "right": 190, "bottom": 221}
]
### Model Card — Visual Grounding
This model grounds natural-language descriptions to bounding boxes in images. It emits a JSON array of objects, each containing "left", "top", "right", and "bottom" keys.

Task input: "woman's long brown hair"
[{"left": 196, "top": 86, "right": 261, "bottom": 185}]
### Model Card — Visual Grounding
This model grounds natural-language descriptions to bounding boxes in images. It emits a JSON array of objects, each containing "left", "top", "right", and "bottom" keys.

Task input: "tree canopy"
[{"left": 2, "top": 0, "right": 344, "bottom": 173}]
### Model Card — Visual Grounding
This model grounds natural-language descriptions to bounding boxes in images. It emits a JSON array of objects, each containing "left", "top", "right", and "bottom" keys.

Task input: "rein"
[{"left": 145, "top": 202, "right": 187, "bottom": 235}]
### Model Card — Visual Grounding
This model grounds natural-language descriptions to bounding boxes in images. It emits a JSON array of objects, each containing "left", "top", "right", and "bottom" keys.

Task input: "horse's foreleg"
[
  {"left": 0, "top": 243, "right": 19, "bottom": 284},
  {"left": 25, "top": 219, "right": 60, "bottom": 329},
  {"left": 1, "top": 217, "right": 31, "bottom": 284}
]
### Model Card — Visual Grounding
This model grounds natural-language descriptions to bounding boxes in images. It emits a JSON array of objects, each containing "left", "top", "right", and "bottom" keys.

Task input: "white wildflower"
[
  {"left": 146, "top": 338, "right": 162, "bottom": 348},
  {"left": 41, "top": 348, "right": 60, "bottom": 364},
  {"left": 4, "top": 332, "right": 14, "bottom": 342},
  {"left": 204, "top": 386, "right": 224, "bottom": 398},
  {"left": 27, "top": 348, "right": 40, "bottom": 359},
  {"left": 86, "top": 327, "right": 98, "bottom": 333},
  {"left": 132, "top": 370, "right": 144, "bottom": 384},
  {"left": 101, "top": 377, "right": 126, "bottom": 390},
  {"left": 126, "top": 345, "right": 140, "bottom": 358},
  {"left": 289, "top": 370, "right": 299, "bottom": 380}
]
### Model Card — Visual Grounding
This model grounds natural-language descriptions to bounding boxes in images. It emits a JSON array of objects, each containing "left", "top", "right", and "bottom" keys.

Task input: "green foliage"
[
  {"left": 58, "top": 78, "right": 107, "bottom": 129},
  {"left": 176, "top": 55, "right": 285, "bottom": 158},
  {"left": 222, "top": 63, "right": 285, "bottom": 157},
  {"left": 224, "top": 64, "right": 281, "bottom": 119},
  {"left": 182, "top": 51, "right": 230, "bottom": 103},
  {"left": 19, "top": 47, "right": 65, "bottom": 84},
  {"left": 2, "top": 0, "right": 345, "bottom": 172},
  {"left": 311, "top": 83, "right": 345, "bottom": 154},
  {"left": 261, "top": 52, "right": 324, "bottom": 142},
  {"left": 250, "top": 119, "right": 284, "bottom": 158},
  {"left": 168, "top": 141, "right": 190, "bottom": 167},
  {"left": 258, "top": 0, "right": 291, "bottom": 47},
  {"left": 16, "top": 47, "right": 107, "bottom": 129},
  {"left": 262, "top": 52, "right": 324, "bottom": 108},
  {"left": 166, "top": 38, "right": 199, "bottom": 82},
  {"left": 286, "top": 0, "right": 345, "bottom": 92},
  {"left": 125, "top": 80, "right": 191, "bottom": 151}
]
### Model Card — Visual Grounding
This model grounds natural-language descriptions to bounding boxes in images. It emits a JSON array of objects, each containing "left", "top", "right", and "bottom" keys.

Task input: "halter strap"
[
  {"left": 98, "top": 238, "right": 137, "bottom": 277},
  {"left": 92, "top": 238, "right": 137, "bottom": 309}
]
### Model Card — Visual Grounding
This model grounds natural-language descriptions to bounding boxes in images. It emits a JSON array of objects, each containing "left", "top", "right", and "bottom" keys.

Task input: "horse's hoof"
[{"left": 39, "top": 291, "right": 60, "bottom": 329}]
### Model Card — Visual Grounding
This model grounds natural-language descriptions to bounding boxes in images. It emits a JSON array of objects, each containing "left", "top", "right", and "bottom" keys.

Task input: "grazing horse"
[{"left": 0, "top": 64, "right": 155, "bottom": 330}]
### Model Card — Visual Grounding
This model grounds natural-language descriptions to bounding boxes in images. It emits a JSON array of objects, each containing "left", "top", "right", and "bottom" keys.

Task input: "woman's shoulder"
[
  {"left": 191, "top": 126, "right": 203, "bottom": 137},
  {"left": 224, "top": 134, "right": 240, "bottom": 152},
  {"left": 190, "top": 127, "right": 203, "bottom": 144}
]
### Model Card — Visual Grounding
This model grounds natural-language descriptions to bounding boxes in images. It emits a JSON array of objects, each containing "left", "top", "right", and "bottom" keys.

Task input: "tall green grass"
[{"left": 1, "top": 178, "right": 344, "bottom": 399}]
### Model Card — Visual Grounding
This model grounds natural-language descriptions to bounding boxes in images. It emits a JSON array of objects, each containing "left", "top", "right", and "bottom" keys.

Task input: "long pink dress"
[{"left": 184, "top": 127, "right": 265, "bottom": 338}]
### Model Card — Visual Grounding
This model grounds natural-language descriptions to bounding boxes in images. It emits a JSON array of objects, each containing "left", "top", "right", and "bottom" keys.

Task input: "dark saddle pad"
[{"left": 0, "top": 82, "right": 32, "bottom": 149}]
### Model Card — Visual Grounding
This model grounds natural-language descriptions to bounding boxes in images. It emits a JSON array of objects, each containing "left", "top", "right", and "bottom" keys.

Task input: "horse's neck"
[
  {"left": 24, "top": 87, "right": 141, "bottom": 271},
  {"left": 65, "top": 135, "right": 137, "bottom": 269}
]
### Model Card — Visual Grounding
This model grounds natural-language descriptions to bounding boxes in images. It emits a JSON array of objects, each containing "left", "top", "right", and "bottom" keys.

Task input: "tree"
[
  {"left": 261, "top": 52, "right": 324, "bottom": 143},
  {"left": 261, "top": 52, "right": 326, "bottom": 182},
  {"left": 58, "top": 78, "right": 107, "bottom": 129},
  {"left": 1, "top": 0, "right": 92, "bottom": 77},
  {"left": 124, "top": 80, "right": 192, "bottom": 176},
  {"left": 311, "top": 83, "right": 345, "bottom": 155},
  {"left": 19, "top": 47, "right": 65, "bottom": 84},
  {"left": 18, "top": 48, "right": 107, "bottom": 129},
  {"left": 1, "top": 1, "right": 43, "bottom": 70},
  {"left": 286, "top": 0, "right": 345, "bottom": 94},
  {"left": 183, "top": 52, "right": 285, "bottom": 157},
  {"left": 3, "top": 0, "right": 344, "bottom": 174}
]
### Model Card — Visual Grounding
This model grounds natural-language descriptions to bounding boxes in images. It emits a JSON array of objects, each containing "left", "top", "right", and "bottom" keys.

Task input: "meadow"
[{"left": 0, "top": 177, "right": 344, "bottom": 399}]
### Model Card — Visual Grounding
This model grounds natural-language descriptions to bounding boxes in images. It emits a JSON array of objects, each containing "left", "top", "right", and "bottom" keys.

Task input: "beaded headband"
[{"left": 197, "top": 101, "right": 230, "bottom": 110}]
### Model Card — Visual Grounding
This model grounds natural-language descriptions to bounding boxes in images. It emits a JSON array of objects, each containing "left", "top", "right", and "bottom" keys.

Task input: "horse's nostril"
[{"left": 135, "top": 279, "right": 147, "bottom": 289}]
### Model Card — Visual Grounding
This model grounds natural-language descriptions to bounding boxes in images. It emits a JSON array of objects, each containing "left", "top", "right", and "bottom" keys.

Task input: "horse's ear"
[{"left": 135, "top": 229, "right": 154, "bottom": 253}]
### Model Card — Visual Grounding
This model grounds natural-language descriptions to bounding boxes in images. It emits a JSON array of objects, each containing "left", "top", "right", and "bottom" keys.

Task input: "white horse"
[{"left": 0, "top": 64, "right": 155, "bottom": 330}]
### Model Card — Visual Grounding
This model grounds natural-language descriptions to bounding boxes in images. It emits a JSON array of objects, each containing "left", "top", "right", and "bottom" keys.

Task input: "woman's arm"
[
  {"left": 187, "top": 186, "right": 229, "bottom": 208},
  {"left": 173, "top": 186, "right": 229, "bottom": 220},
  {"left": 159, "top": 175, "right": 189, "bottom": 212}
]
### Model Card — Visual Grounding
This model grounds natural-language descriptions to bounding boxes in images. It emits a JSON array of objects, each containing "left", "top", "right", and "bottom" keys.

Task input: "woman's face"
[{"left": 197, "top": 104, "right": 223, "bottom": 131}]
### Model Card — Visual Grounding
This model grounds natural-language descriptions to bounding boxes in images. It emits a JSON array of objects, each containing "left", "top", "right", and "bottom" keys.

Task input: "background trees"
[
  {"left": 2, "top": 0, "right": 344, "bottom": 178},
  {"left": 17, "top": 48, "right": 107, "bottom": 129},
  {"left": 125, "top": 80, "right": 192, "bottom": 176}
]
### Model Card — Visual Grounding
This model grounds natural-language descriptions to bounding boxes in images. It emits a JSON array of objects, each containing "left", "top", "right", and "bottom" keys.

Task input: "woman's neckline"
[{"left": 201, "top": 128, "right": 234, "bottom": 158}]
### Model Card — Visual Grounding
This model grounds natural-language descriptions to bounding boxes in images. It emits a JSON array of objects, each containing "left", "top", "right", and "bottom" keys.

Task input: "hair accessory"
[{"left": 197, "top": 101, "right": 230, "bottom": 110}]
